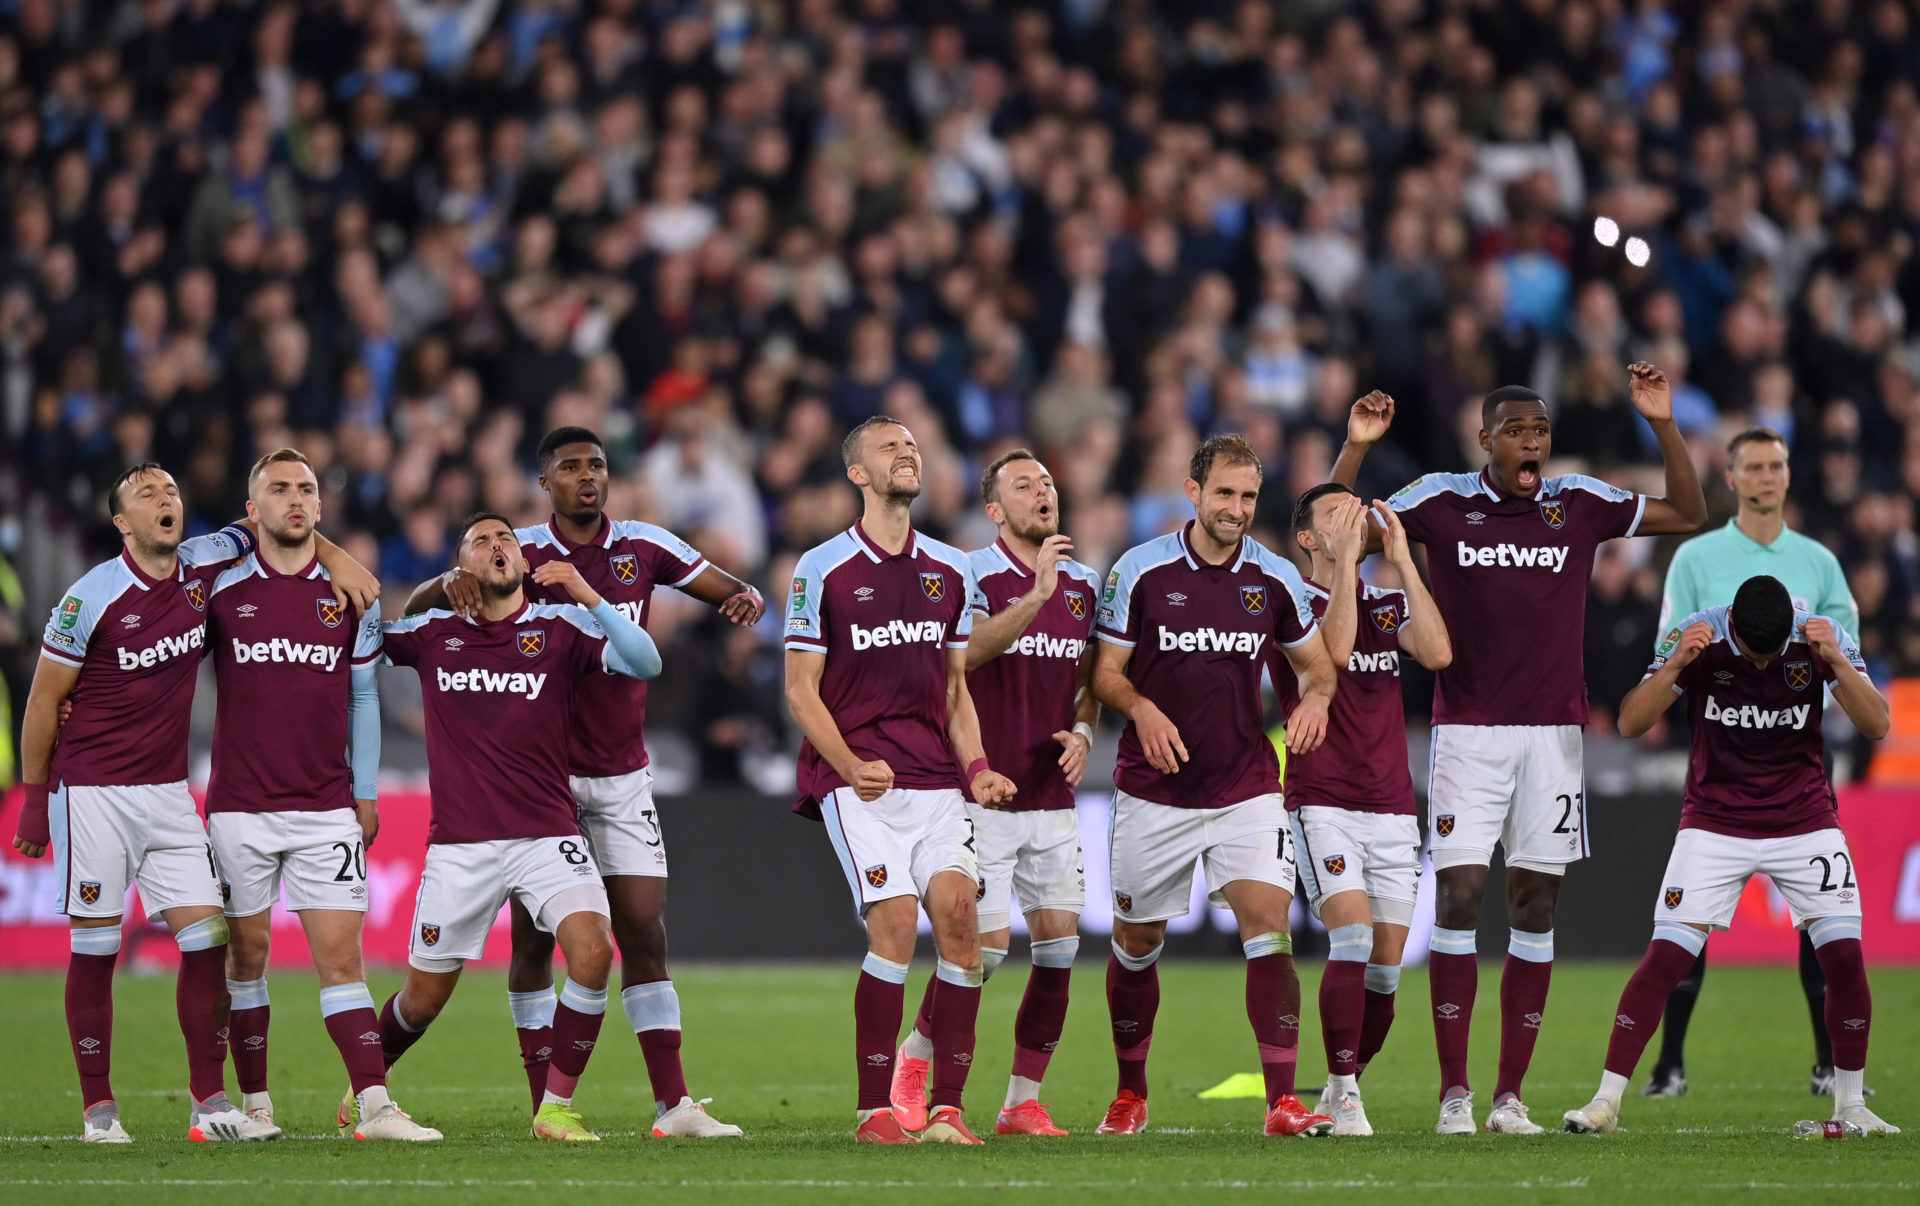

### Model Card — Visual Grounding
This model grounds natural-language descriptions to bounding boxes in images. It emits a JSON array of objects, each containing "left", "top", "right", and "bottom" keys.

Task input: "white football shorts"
[
  {"left": 571, "top": 767, "right": 668, "bottom": 878},
  {"left": 52, "top": 780, "right": 221, "bottom": 922},
  {"left": 1655, "top": 826, "right": 1863, "bottom": 931},
  {"left": 407, "top": 835, "right": 609, "bottom": 969},
  {"left": 1427, "top": 724, "right": 1587, "bottom": 873},
  {"left": 1288, "top": 806, "right": 1420, "bottom": 926},
  {"left": 819, "top": 786, "right": 978, "bottom": 917},
  {"left": 208, "top": 807, "right": 368, "bottom": 917},
  {"left": 967, "top": 804, "right": 1085, "bottom": 932},
  {"left": 1108, "top": 790, "right": 1296, "bottom": 923}
]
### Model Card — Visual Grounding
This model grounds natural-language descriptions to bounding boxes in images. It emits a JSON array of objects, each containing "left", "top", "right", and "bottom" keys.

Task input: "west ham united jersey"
[
  {"left": 786, "top": 523, "right": 975, "bottom": 814},
  {"left": 40, "top": 528, "right": 254, "bottom": 788},
  {"left": 381, "top": 602, "right": 619, "bottom": 844},
  {"left": 1273, "top": 579, "right": 1416, "bottom": 815},
  {"left": 205, "top": 554, "right": 382, "bottom": 815},
  {"left": 1652, "top": 607, "right": 1862, "bottom": 838},
  {"left": 965, "top": 539, "right": 1099, "bottom": 812},
  {"left": 1389, "top": 469, "right": 1645, "bottom": 726},
  {"left": 1098, "top": 523, "right": 1317, "bottom": 809},
  {"left": 519, "top": 516, "right": 707, "bottom": 778}
]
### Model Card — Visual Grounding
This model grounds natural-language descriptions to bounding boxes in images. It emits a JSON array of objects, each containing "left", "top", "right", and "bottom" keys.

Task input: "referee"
[{"left": 1643, "top": 427, "right": 1861, "bottom": 1099}]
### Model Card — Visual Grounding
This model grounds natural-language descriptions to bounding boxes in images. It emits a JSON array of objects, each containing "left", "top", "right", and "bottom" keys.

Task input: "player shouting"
[
  {"left": 204, "top": 449, "right": 438, "bottom": 1140},
  {"left": 1092, "top": 434, "right": 1339, "bottom": 1139},
  {"left": 375, "top": 513, "right": 667, "bottom": 1142},
  {"left": 785, "top": 416, "right": 1017, "bottom": 1145},
  {"left": 1564, "top": 575, "right": 1895, "bottom": 1135},
  {"left": 408, "top": 426, "right": 761, "bottom": 1136},
  {"left": 1332, "top": 368, "right": 1706, "bottom": 1134},
  {"left": 1281, "top": 484, "right": 1453, "bottom": 1135},
  {"left": 13, "top": 462, "right": 374, "bottom": 1142},
  {"left": 892, "top": 450, "right": 1099, "bottom": 1138}
]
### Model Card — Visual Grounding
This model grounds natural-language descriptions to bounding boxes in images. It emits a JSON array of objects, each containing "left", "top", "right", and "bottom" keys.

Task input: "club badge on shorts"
[
  {"left": 611, "top": 553, "right": 639, "bottom": 585},
  {"left": 864, "top": 865, "right": 888, "bottom": 889},
  {"left": 1323, "top": 854, "right": 1347, "bottom": 876},
  {"left": 316, "top": 597, "right": 344, "bottom": 628},
  {"left": 1240, "top": 585, "right": 1267, "bottom": 615},
  {"left": 419, "top": 923, "right": 442, "bottom": 946},
  {"left": 1435, "top": 814, "right": 1456, "bottom": 837},
  {"left": 1664, "top": 887, "right": 1684, "bottom": 909},
  {"left": 518, "top": 629, "right": 547, "bottom": 658},
  {"left": 1113, "top": 891, "right": 1133, "bottom": 912},
  {"left": 78, "top": 881, "right": 102, "bottom": 905},
  {"left": 920, "top": 573, "right": 945, "bottom": 602}
]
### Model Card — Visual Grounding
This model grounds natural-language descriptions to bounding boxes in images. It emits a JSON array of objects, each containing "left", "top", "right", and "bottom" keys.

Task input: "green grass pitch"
[{"left": 1, "top": 962, "right": 1913, "bottom": 1203}]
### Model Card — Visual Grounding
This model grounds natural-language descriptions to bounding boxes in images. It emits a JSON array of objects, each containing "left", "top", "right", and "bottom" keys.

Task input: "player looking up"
[
  {"left": 1281, "top": 483, "right": 1453, "bottom": 1136},
  {"left": 1331, "top": 369, "right": 1706, "bottom": 1134},
  {"left": 13, "top": 462, "right": 373, "bottom": 1142},
  {"left": 203, "top": 449, "right": 438, "bottom": 1141},
  {"left": 1563, "top": 575, "right": 1893, "bottom": 1136},
  {"left": 784, "top": 415, "right": 1017, "bottom": 1145},
  {"left": 407, "top": 427, "right": 762, "bottom": 1136},
  {"left": 892, "top": 449, "right": 1099, "bottom": 1139},
  {"left": 375, "top": 513, "right": 666, "bottom": 1142},
  {"left": 1643, "top": 427, "right": 1862, "bottom": 1099},
  {"left": 1091, "top": 434, "right": 1339, "bottom": 1139}
]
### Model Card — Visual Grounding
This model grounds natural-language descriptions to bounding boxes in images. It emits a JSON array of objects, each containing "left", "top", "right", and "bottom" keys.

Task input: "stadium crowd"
[{"left": 1, "top": 0, "right": 1917, "bottom": 783}]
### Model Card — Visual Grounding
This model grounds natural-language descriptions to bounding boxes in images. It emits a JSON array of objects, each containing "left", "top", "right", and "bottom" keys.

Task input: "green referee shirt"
[{"left": 1656, "top": 518, "right": 1860, "bottom": 645}]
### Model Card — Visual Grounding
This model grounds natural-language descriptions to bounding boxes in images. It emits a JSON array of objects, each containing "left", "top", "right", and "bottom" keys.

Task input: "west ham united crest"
[
  {"left": 1240, "top": 584, "right": 1267, "bottom": 615},
  {"left": 1664, "top": 887, "right": 1685, "bottom": 910},
  {"left": 1063, "top": 590, "right": 1087, "bottom": 620},
  {"left": 1435, "top": 814, "right": 1456, "bottom": 837},
  {"left": 419, "top": 923, "right": 441, "bottom": 946},
  {"left": 78, "top": 881, "right": 102, "bottom": 905},
  {"left": 1539, "top": 498, "right": 1567, "bottom": 529},
  {"left": 864, "top": 864, "right": 889, "bottom": 889},
  {"left": 920, "top": 572, "right": 945, "bottom": 602},
  {"left": 316, "top": 597, "right": 344, "bottom": 628},
  {"left": 1371, "top": 604, "right": 1401, "bottom": 634},
  {"left": 184, "top": 580, "right": 206, "bottom": 611},
  {"left": 1784, "top": 660, "right": 1812, "bottom": 691},
  {"left": 610, "top": 553, "right": 639, "bottom": 585},
  {"left": 518, "top": 629, "right": 547, "bottom": 658},
  {"left": 1113, "top": 891, "right": 1133, "bottom": 912},
  {"left": 1323, "top": 854, "right": 1347, "bottom": 876}
]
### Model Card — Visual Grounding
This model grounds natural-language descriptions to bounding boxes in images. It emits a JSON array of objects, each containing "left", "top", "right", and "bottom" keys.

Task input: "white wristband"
[{"left": 1072, "top": 722, "right": 1095, "bottom": 747}]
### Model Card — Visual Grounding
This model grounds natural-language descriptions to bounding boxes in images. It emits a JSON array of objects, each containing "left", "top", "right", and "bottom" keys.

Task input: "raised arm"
[
  {"left": 1316, "top": 495, "right": 1368, "bottom": 665},
  {"left": 529, "top": 560, "right": 662, "bottom": 678},
  {"left": 1376, "top": 501, "right": 1452, "bottom": 670},
  {"left": 946, "top": 646, "right": 1017, "bottom": 806},
  {"left": 1618, "top": 621, "right": 1710, "bottom": 738},
  {"left": 1807, "top": 618, "right": 1889, "bottom": 740},
  {"left": 1331, "top": 391, "right": 1394, "bottom": 555},
  {"left": 1625, "top": 363, "right": 1708, "bottom": 536},
  {"left": 11, "top": 656, "right": 82, "bottom": 857},
  {"left": 966, "top": 535, "right": 1073, "bottom": 669}
]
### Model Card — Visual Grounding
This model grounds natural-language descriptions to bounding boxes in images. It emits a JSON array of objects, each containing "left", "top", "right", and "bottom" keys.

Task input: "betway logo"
[
  {"left": 1010, "top": 633, "right": 1086, "bottom": 659},
  {"left": 1158, "top": 626, "right": 1263, "bottom": 660},
  {"left": 1348, "top": 649, "right": 1400, "bottom": 676},
  {"left": 436, "top": 666, "right": 548, "bottom": 699},
  {"left": 850, "top": 619, "right": 945, "bottom": 650},
  {"left": 232, "top": 638, "right": 341, "bottom": 671},
  {"left": 1704, "top": 696, "right": 1810, "bottom": 730},
  {"left": 1457, "top": 542, "right": 1569, "bottom": 572},
  {"left": 117, "top": 625, "right": 205, "bottom": 670}
]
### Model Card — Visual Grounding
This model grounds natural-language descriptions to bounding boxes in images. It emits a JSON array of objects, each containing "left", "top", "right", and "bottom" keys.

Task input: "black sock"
[
  {"left": 1654, "top": 948, "right": 1707, "bottom": 1073},
  {"left": 1798, "top": 930, "right": 1832, "bottom": 1067}
]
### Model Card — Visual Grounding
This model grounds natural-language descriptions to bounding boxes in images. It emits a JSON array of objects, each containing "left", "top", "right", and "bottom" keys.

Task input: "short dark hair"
[
  {"left": 1482, "top": 384, "right": 1547, "bottom": 431},
  {"left": 1731, "top": 574, "right": 1794, "bottom": 656},
  {"left": 841, "top": 414, "right": 905, "bottom": 467},
  {"left": 1188, "top": 434, "right": 1263, "bottom": 489},
  {"left": 108, "top": 461, "right": 166, "bottom": 516},
  {"left": 537, "top": 426, "right": 604, "bottom": 471},
  {"left": 1727, "top": 426, "right": 1789, "bottom": 464},
  {"left": 456, "top": 510, "right": 515, "bottom": 550},
  {"left": 981, "top": 448, "right": 1038, "bottom": 504},
  {"left": 1291, "top": 482, "right": 1357, "bottom": 534}
]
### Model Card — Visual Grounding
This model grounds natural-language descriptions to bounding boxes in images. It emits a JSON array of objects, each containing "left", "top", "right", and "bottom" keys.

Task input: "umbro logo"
[
  {"left": 1166, "top": 592, "right": 1187, "bottom": 605},
  {"left": 1616, "top": 1014, "right": 1635, "bottom": 1029},
  {"left": 1465, "top": 512, "right": 1486, "bottom": 524},
  {"left": 1524, "top": 1012, "right": 1542, "bottom": 1029},
  {"left": 1436, "top": 1003, "right": 1461, "bottom": 1018},
  {"left": 535, "top": 1046, "right": 552, "bottom": 1059},
  {"left": 78, "top": 1037, "right": 101, "bottom": 1052},
  {"left": 866, "top": 1054, "right": 890, "bottom": 1065},
  {"left": 1114, "top": 1019, "right": 1139, "bottom": 1032},
  {"left": 236, "top": 604, "right": 258, "bottom": 618},
  {"left": 1278, "top": 1014, "right": 1299, "bottom": 1027},
  {"left": 1714, "top": 671, "right": 1734, "bottom": 682},
  {"left": 244, "top": 1036, "right": 267, "bottom": 1050},
  {"left": 855, "top": 587, "right": 875, "bottom": 601},
  {"left": 1844, "top": 1018, "right": 1867, "bottom": 1030},
  {"left": 121, "top": 614, "right": 141, "bottom": 628},
  {"left": 573, "top": 1040, "right": 596, "bottom": 1051},
  {"left": 1336, "top": 1049, "right": 1354, "bottom": 1061},
  {"left": 953, "top": 1053, "right": 973, "bottom": 1065},
  {"left": 217, "top": 1027, "right": 231, "bottom": 1041},
  {"left": 445, "top": 638, "right": 464, "bottom": 651},
  {"left": 359, "top": 1031, "right": 381, "bottom": 1043}
]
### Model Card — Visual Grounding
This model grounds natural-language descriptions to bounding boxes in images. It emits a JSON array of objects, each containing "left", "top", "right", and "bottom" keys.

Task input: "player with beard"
[
  {"left": 204, "top": 449, "right": 438, "bottom": 1140},
  {"left": 1331, "top": 368, "right": 1706, "bottom": 1134},
  {"left": 14, "top": 462, "right": 376, "bottom": 1143},
  {"left": 1092, "top": 435, "right": 1339, "bottom": 1139},
  {"left": 376, "top": 514, "right": 668, "bottom": 1142},
  {"left": 407, "top": 427, "right": 762, "bottom": 1136},
  {"left": 891, "top": 449, "right": 1099, "bottom": 1137},
  {"left": 785, "top": 416, "right": 1017, "bottom": 1144}
]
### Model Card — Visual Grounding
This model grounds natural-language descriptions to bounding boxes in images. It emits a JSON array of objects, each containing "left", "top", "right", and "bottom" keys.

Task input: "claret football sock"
[
  {"left": 379, "top": 992, "right": 430, "bottom": 1069},
  {"left": 855, "top": 953, "right": 910, "bottom": 1111},
  {"left": 509, "top": 988, "right": 557, "bottom": 1112},
  {"left": 928, "top": 959, "right": 983, "bottom": 1110},
  {"left": 544, "top": 980, "right": 609, "bottom": 1105},
  {"left": 1321, "top": 925, "right": 1372, "bottom": 1080},
  {"left": 67, "top": 927, "right": 121, "bottom": 1108},
  {"left": 1007, "top": 937, "right": 1076, "bottom": 1104},
  {"left": 227, "top": 978, "right": 271, "bottom": 1096},
  {"left": 1107, "top": 941, "right": 1161, "bottom": 1098},
  {"left": 1244, "top": 932, "right": 1301, "bottom": 1103},
  {"left": 1428, "top": 928, "right": 1478, "bottom": 1094},
  {"left": 1809, "top": 918, "right": 1870, "bottom": 1098},
  {"left": 174, "top": 917, "right": 232, "bottom": 1104},
  {"left": 1358, "top": 963, "right": 1400, "bottom": 1075},
  {"left": 319, "top": 982, "right": 387, "bottom": 1096},
  {"left": 1604, "top": 924, "right": 1707, "bottom": 1082},
  {"left": 1495, "top": 928, "right": 1554, "bottom": 1100},
  {"left": 622, "top": 981, "right": 690, "bottom": 1111}
]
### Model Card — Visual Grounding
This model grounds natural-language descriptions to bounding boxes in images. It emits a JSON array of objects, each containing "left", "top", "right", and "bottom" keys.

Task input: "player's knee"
[
  {"left": 1030, "top": 935, "right": 1078, "bottom": 969},
  {"left": 1111, "top": 924, "right": 1164, "bottom": 963},
  {"left": 568, "top": 931, "right": 615, "bottom": 987},
  {"left": 1327, "top": 923, "right": 1373, "bottom": 964},
  {"left": 70, "top": 924, "right": 122, "bottom": 957},
  {"left": 174, "top": 914, "right": 229, "bottom": 952}
]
